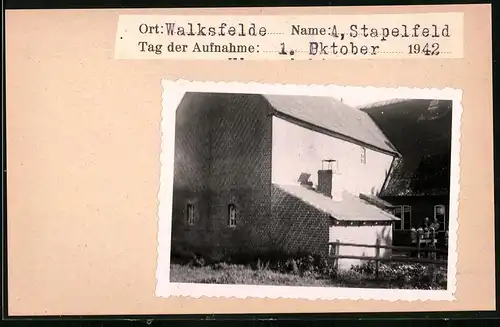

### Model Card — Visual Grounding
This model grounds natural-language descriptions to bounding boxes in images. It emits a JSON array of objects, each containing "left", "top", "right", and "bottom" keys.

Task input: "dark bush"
[{"left": 350, "top": 261, "right": 447, "bottom": 289}]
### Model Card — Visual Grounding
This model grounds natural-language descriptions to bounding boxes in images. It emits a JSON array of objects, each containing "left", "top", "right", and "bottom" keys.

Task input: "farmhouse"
[
  {"left": 171, "top": 92, "right": 401, "bottom": 269},
  {"left": 360, "top": 99, "right": 452, "bottom": 247}
]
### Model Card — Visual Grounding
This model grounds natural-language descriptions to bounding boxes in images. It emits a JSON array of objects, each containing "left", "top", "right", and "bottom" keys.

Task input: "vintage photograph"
[{"left": 157, "top": 81, "right": 461, "bottom": 300}]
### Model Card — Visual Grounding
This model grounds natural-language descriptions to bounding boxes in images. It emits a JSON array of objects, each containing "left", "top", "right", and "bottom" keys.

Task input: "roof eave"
[
  {"left": 273, "top": 110, "right": 400, "bottom": 157},
  {"left": 331, "top": 216, "right": 401, "bottom": 223}
]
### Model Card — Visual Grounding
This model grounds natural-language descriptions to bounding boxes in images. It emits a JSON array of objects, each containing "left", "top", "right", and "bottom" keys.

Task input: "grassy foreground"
[
  {"left": 170, "top": 263, "right": 331, "bottom": 286},
  {"left": 170, "top": 260, "right": 448, "bottom": 289}
]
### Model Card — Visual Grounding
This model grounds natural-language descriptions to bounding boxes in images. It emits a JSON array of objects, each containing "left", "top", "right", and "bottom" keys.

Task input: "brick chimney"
[{"left": 317, "top": 160, "right": 343, "bottom": 201}]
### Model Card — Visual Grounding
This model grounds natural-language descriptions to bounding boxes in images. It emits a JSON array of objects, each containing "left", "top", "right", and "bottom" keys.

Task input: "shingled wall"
[
  {"left": 269, "top": 185, "right": 330, "bottom": 256},
  {"left": 171, "top": 93, "right": 274, "bottom": 258}
]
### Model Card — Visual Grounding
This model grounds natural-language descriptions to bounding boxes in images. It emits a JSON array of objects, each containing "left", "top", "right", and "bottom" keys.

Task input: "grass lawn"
[
  {"left": 169, "top": 263, "right": 447, "bottom": 289},
  {"left": 170, "top": 263, "right": 332, "bottom": 286}
]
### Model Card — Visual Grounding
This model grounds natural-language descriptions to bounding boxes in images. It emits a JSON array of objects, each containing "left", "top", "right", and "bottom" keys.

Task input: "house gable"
[
  {"left": 271, "top": 116, "right": 394, "bottom": 197},
  {"left": 262, "top": 94, "right": 399, "bottom": 156}
]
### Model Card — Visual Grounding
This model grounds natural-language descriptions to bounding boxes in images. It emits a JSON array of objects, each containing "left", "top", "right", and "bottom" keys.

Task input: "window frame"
[
  {"left": 360, "top": 146, "right": 367, "bottom": 164},
  {"left": 433, "top": 204, "right": 446, "bottom": 232},
  {"left": 186, "top": 203, "right": 195, "bottom": 226},
  {"left": 393, "top": 205, "right": 412, "bottom": 231},
  {"left": 228, "top": 203, "right": 237, "bottom": 228}
]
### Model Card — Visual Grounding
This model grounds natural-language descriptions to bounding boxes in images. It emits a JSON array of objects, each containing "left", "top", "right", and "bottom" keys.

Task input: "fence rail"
[
  {"left": 329, "top": 254, "right": 447, "bottom": 266},
  {"left": 329, "top": 241, "right": 448, "bottom": 254},
  {"left": 328, "top": 240, "right": 448, "bottom": 280}
]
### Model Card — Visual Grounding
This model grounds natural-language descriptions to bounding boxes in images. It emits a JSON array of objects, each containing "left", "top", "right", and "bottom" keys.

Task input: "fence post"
[
  {"left": 417, "top": 238, "right": 421, "bottom": 259},
  {"left": 335, "top": 240, "right": 340, "bottom": 270},
  {"left": 375, "top": 243, "right": 380, "bottom": 280}
]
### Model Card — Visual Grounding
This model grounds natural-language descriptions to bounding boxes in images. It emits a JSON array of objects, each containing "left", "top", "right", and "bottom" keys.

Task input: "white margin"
[{"left": 156, "top": 79, "right": 462, "bottom": 302}]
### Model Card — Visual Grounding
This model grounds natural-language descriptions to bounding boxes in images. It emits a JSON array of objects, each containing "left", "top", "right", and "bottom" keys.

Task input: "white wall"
[
  {"left": 329, "top": 224, "right": 393, "bottom": 270},
  {"left": 271, "top": 117, "right": 394, "bottom": 197}
]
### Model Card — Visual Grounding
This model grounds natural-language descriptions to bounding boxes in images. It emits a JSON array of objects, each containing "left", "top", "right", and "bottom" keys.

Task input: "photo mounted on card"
[
  {"left": 156, "top": 80, "right": 461, "bottom": 301},
  {"left": 6, "top": 4, "right": 494, "bottom": 316}
]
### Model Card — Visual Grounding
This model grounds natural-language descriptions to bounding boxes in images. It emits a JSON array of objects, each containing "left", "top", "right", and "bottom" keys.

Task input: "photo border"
[{"left": 156, "top": 79, "right": 462, "bottom": 301}]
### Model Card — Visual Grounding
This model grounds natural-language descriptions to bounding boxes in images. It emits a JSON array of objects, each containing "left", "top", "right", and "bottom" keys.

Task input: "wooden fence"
[{"left": 328, "top": 240, "right": 448, "bottom": 279}]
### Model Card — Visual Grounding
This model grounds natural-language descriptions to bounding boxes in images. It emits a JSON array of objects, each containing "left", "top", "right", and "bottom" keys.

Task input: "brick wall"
[
  {"left": 171, "top": 93, "right": 274, "bottom": 258},
  {"left": 171, "top": 92, "right": 217, "bottom": 252},
  {"left": 207, "top": 94, "right": 273, "bottom": 257},
  {"left": 173, "top": 92, "right": 213, "bottom": 192},
  {"left": 269, "top": 185, "right": 330, "bottom": 257},
  {"left": 171, "top": 189, "right": 212, "bottom": 250}
]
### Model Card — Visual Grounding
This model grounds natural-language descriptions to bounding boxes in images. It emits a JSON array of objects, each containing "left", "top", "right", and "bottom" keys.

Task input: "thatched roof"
[{"left": 360, "top": 99, "right": 452, "bottom": 197}]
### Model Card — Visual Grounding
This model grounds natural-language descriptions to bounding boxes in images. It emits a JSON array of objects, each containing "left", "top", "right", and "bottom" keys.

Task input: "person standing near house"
[
  {"left": 430, "top": 216, "right": 441, "bottom": 251},
  {"left": 431, "top": 216, "right": 441, "bottom": 231},
  {"left": 423, "top": 217, "right": 431, "bottom": 235},
  {"left": 421, "top": 218, "right": 431, "bottom": 258},
  {"left": 416, "top": 226, "right": 424, "bottom": 258},
  {"left": 416, "top": 227, "right": 424, "bottom": 241}
]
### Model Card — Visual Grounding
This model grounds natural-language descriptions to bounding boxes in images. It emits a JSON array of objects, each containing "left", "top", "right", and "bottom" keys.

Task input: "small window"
[
  {"left": 360, "top": 147, "right": 366, "bottom": 164},
  {"left": 186, "top": 203, "right": 195, "bottom": 226},
  {"left": 434, "top": 205, "right": 446, "bottom": 232},
  {"left": 228, "top": 204, "right": 237, "bottom": 227}
]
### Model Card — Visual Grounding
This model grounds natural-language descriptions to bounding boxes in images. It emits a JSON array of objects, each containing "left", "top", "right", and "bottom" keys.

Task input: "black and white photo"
[{"left": 156, "top": 81, "right": 461, "bottom": 301}]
